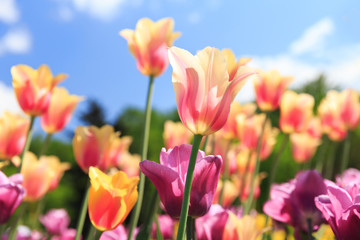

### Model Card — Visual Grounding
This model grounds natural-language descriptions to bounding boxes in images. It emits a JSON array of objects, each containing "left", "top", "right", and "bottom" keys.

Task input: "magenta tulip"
[
  {"left": 263, "top": 170, "right": 327, "bottom": 237},
  {"left": 315, "top": 184, "right": 360, "bottom": 239},
  {"left": 151, "top": 215, "right": 175, "bottom": 239},
  {"left": 40, "top": 209, "right": 70, "bottom": 235},
  {"left": 0, "top": 171, "right": 25, "bottom": 224},
  {"left": 140, "top": 144, "right": 222, "bottom": 218},
  {"left": 336, "top": 168, "right": 360, "bottom": 198}
]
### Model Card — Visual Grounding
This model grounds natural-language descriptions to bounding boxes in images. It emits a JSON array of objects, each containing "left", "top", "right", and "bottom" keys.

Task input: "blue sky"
[{"left": 0, "top": 0, "right": 360, "bottom": 137}]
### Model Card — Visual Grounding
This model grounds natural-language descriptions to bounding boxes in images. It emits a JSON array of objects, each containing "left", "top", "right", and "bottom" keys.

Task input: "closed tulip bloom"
[
  {"left": 140, "top": 144, "right": 222, "bottom": 218},
  {"left": 315, "top": 184, "right": 360, "bottom": 239},
  {"left": 263, "top": 170, "right": 327, "bottom": 236},
  {"left": 11, "top": 64, "right": 67, "bottom": 116},
  {"left": 290, "top": 132, "right": 321, "bottom": 163},
  {"left": 45, "top": 156, "right": 71, "bottom": 191},
  {"left": 40, "top": 209, "right": 70, "bottom": 235},
  {"left": 168, "top": 46, "right": 258, "bottom": 136},
  {"left": 0, "top": 171, "right": 25, "bottom": 224},
  {"left": 107, "top": 135, "right": 133, "bottom": 168},
  {"left": 163, "top": 120, "right": 192, "bottom": 149},
  {"left": 306, "top": 117, "right": 322, "bottom": 139},
  {"left": 41, "top": 87, "right": 83, "bottom": 133},
  {"left": 254, "top": 70, "right": 293, "bottom": 112},
  {"left": 0, "top": 111, "right": 29, "bottom": 160},
  {"left": 88, "top": 167, "right": 139, "bottom": 231},
  {"left": 73, "top": 125, "right": 119, "bottom": 172},
  {"left": 339, "top": 89, "right": 360, "bottom": 130},
  {"left": 120, "top": 18, "right": 180, "bottom": 77},
  {"left": 221, "top": 49, "right": 251, "bottom": 81},
  {"left": 280, "top": 91, "right": 314, "bottom": 134}
]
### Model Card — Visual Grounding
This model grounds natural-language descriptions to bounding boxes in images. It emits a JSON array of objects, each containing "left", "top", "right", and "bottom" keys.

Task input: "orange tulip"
[
  {"left": 41, "top": 87, "right": 83, "bottom": 133},
  {"left": 290, "top": 132, "right": 321, "bottom": 163},
  {"left": 88, "top": 167, "right": 139, "bottom": 231},
  {"left": 168, "top": 46, "right": 258, "bottom": 136},
  {"left": 73, "top": 125, "right": 118, "bottom": 172},
  {"left": 222, "top": 49, "right": 251, "bottom": 81},
  {"left": 280, "top": 91, "right": 314, "bottom": 134},
  {"left": 254, "top": 70, "right": 293, "bottom": 112},
  {"left": 20, "top": 152, "right": 69, "bottom": 201},
  {"left": 120, "top": 18, "right": 180, "bottom": 77},
  {"left": 163, "top": 120, "right": 192, "bottom": 149},
  {"left": 0, "top": 111, "right": 29, "bottom": 160},
  {"left": 11, "top": 64, "right": 67, "bottom": 116}
]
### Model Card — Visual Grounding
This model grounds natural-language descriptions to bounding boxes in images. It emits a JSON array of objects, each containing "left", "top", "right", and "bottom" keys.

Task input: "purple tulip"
[
  {"left": 151, "top": 215, "right": 175, "bottom": 239},
  {"left": 336, "top": 168, "right": 360, "bottom": 198},
  {"left": 40, "top": 209, "right": 70, "bottom": 235},
  {"left": 140, "top": 144, "right": 222, "bottom": 218},
  {"left": 315, "top": 184, "right": 360, "bottom": 239},
  {"left": 0, "top": 171, "right": 25, "bottom": 224},
  {"left": 195, "top": 204, "right": 229, "bottom": 240},
  {"left": 263, "top": 170, "right": 327, "bottom": 237}
]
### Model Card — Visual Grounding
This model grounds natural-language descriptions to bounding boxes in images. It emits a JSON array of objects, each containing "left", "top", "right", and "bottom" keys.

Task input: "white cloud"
[
  {"left": 0, "top": 0, "right": 20, "bottom": 24},
  {"left": 0, "top": 28, "right": 32, "bottom": 56},
  {"left": 0, "top": 82, "right": 23, "bottom": 115},
  {"left": 72, "top": 0, "right": 126, "bottom": 21},
  {"left": 290, "top": 18, "right": 334, "bottom": 55}
]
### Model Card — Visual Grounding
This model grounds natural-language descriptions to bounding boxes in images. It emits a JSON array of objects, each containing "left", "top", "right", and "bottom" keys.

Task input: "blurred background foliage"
[{"left": 4, "top": 75, "right": 359, "bottom": 231}]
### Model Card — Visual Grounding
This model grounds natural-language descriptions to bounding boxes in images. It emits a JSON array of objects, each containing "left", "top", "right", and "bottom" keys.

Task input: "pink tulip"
[
  {"left": 263, "top": 170, "right": 327, "bottom": 237},
  {"left": 290, "top": 132, "right": 321, "bottom": 163},
  {"left": 100, "top": 225, "right": 138, "bottom": 240},
  {"left": 120, "top": 18, "right": 180, "bottom": 77},
  {"left": 40, "top": 209, "right": 70, "bottom": 235},
  {"left": 168, "top": 46, "right": 258, "bottom": 136},
  {"left": 151, "top": 215, "right": 175, "bottom": 239},
  {"left": 140, "top": 144, "right": 222, "bottom": 218},
  {"left": 315, "top": 184, "right": 360, "bottom": 239},
  {"left": 336, "top": 168, "right": 360, "bottom": 198},
  {"left": 0, "top": 171, "right": 25, "bottom": 224},
  {"left": 50, "top": 229, "right": 77, "bottom": 240},
  {"left": 254, "top": 70, "right": 293, "bottom": 112}
]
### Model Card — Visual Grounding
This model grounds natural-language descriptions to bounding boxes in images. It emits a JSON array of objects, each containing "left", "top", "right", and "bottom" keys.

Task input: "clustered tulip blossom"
[
  {"left": 168, "top": 46, "right": 258, "bottom": 136},
  {"left": 0, "top": 171, "right": 25, "bottom": 224},
  {"left": 120, "top": 18, "right": 180, "bottom": 77},
  {"left": 140, "top": 144, "right": 222, "bottom": 218},
  {"left": 88, "top": 167, "right": 139, "bottom": 231},
  {"left": 39, "top": 208, "right": 77, "bottom": 239}
]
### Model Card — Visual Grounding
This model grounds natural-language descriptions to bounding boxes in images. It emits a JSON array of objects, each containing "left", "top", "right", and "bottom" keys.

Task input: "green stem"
[
  {"left": 176, "top": 134, "right": 203, "bottom": 240},
  {"left": 218, "top": 140, "right": 231, "bottom": 205},
  {"left": 186, "top": 217, "right": 196, "bottom": 240},
  {"left": 86, "top": 226, "right": 97, "bottom": 240},
  {"left": 18, "top": 116, "right": 36, "bottom": 172},
  {"left": 128, "top": 75, "right": 155, "bottom": 240},
  {"left": 201, "top": 136, "right": 208, "bottom": 152},
  {"left": 155, "top": 214, "right": 164, "bottom": 240},
  {"left": 266, "top": 134, "right": 289, "bottom": 198},
  {"left": 75, "top": 181, "right": 90, "bottom": 240},
  {"left": 315, "top": 136, "right": 329, "bottom": 173},
  {"left": 340, "top": 134, "right": 351, "bottom": 173},
  {"left": 243, "top": 114, "right": 268, "bottom": 215},
  {"left": 39, "top": 133, "right": 53, "bottom": 156},
  {"left": 324, "top": 141, "right": 338, "bottom": 179}
]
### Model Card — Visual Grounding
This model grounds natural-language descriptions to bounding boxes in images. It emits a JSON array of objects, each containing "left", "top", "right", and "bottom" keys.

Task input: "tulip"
[
  {"left": 306, "top": 117, "right": 322, "bottom": 139},
  {"left": 117, "top": 152, "right": 140, "bottom": 177},
  {"left": 168, "top": 46, "right": 258, "bottom": 136},
  {"left": 0, "top": 171, "right": 25, "bottom": 224},
  {"left": 88, "top": 167, "right": 139, "bottom": 231},
  {"left": 280, "top": 91, "right": 314, "bottom": 134},
  {"left": 139, "top": 144, "right": 222, "bottom": 218},
  {"left": 51, "top": 229, "right": 77, "bottom": 240},
  {"left": 163, "top": 120, "right": 192, "bottom": 149},
  {"left": 120, "top": 18, "right": 180, "bottom": 77},
  {"left": 100, "top": 225, "right": 128, "bottom": 240},
  {"left": 0, "top": 111, "right": 30, "bottom": 160},
  {"left": 234, "top": 172, "right": 265, "bottom": 202},
  {"left": 73, "top": 125, "right": 119, "bottom": 172},
  {"left": 40, "top": 209, "right": 70, "bottom": 235},
  {"left": 315, "top": 184, "right": 360, "bottom": 239},
  {"left": 45, "top": 156, "right": 71, "bottom": 191},
  {"left": 195, "top": 204, "right": 233, "bottom": 240},
  {"left": 11, "top": 64, "right": 67, "bottom": 116},
  {"left": 339, "top": 89, "right": 360, "bottom": 130},
  {"left": 335, "top": 168, "right": 360, "bottom": 198},
  {"left": 151, "top": 215, "right": 175, "bottom": 239},
  {"left": 263, "top": 170, "right": 327, "bottom": 236},
  {"left": 107, "top": 135, "right": 133, "bottom": 168},
  {"left": 236, "top": 214, "right": 269, "bottom": 240},
  {"left": 254, "top": 70, "right": 293, "bottom": 112},
  {"left": 213, "top": 180, "right": 239, "bottom": 208},
  {"left": 41, "top": 87, "right": 83, "bottom": 133},
  {"left": 221, "top": 49, "right": 251, "bottom": 81},
  {"left": 290, "top": 132, "right": 321, "bottom": 163}
]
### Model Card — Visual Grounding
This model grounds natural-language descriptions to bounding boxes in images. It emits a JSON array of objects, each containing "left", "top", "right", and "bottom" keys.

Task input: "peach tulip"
[
  {"left": 107, "top": 135, "right": 133, "bottom": 168},
  {"left": 88, "top": 167, "right": 139, "bottom": 231},
  {"left": 221, "top": 49, "right": 251, "bottom": 81},
  {"left": 280, "top": 91, "right": 314, "bottom": 134},
  {"left": 73, "top": 125, "right": 119, "bottom": 172},
  {"left": 168, "top": 46, "right": 258, "bottom": 136},
  {"left": 120, "top": 18, "right": 180, "bottom": 77},
  {"left": 254, "top": 70, "right": 293, "bottom": 112},
  {"left": 117, "top": 152, "right": 140, "bottom": 177},
  {"left": 213, "top": 179, "right": 239, "bottom": 208},
  {"left": 306, "top": 117, "right": 322, "bottom": 139},
  {"left": 45, "top": 156, "right": 71, "bottom": 191},
  {"left": 0, "top": 111, "right": 29, "bottom": 160},
  {"left": 11, "top": 64, "right": 67, "bottom": 116},
  {"left": 163, "top": 120, "right": 192, "bottom": 149},
  {"left": 290, "top": 132, "right": 321, "bottom": 163},
  {"left": 41, "top": 87, "right": 83, "bottom": 133}
]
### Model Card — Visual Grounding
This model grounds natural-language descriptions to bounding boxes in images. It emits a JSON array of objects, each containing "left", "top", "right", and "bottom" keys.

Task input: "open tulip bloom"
[{"left": 139, "top": 144, "right": 222, "bottom": 218}]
